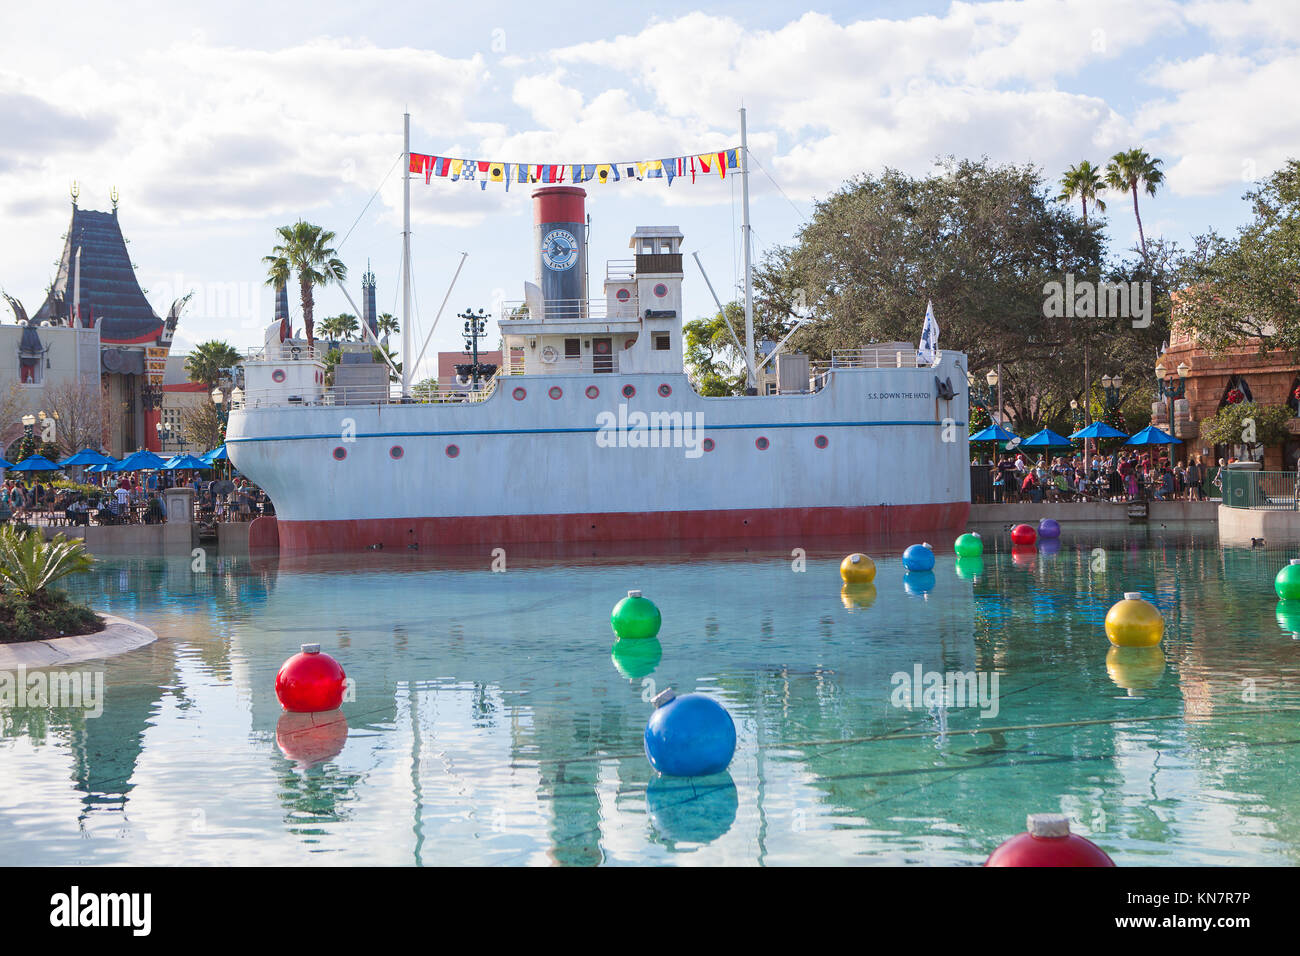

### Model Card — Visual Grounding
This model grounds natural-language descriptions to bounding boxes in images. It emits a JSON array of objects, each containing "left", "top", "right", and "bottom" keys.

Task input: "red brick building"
[{"left": 1161, "top": 326, "right": 1300, "bottom": 470}]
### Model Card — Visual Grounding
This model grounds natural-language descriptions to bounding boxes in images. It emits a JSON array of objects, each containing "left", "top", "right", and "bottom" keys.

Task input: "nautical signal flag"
[{"left": 411, "top": 147, "right": 740, "bottom": 190}]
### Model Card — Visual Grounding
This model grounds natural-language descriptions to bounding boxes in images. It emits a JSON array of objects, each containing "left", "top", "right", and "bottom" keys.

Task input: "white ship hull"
[{"left": 226, "top": 356, "right": 971, "bottom": 554}]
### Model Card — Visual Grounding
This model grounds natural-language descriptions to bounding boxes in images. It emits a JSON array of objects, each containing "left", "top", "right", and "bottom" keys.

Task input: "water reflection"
[{"left": 0, "top": 527, "right": 1297, "bottom": 864}]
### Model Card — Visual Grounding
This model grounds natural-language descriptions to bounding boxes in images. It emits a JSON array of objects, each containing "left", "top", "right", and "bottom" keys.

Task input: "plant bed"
[
  {"left": 0, "top": 527, "right": 101, "bottom": 643},
  {"left": 0, "top": 591, "right": 103, "bottom": 643}
]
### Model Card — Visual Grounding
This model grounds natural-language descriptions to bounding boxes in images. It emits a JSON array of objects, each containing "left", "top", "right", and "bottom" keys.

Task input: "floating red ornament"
[
  {"left": 1010, "top": 523, "right": 1037, "bottom": 546},
  {"left": 985, "top": 814, "right": 1115, "bottom": 867},
  {"left": 275, "top": 644, "right": 347, "bottom": 713}
]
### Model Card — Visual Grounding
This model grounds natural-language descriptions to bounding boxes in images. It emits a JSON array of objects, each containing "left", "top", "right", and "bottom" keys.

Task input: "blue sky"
[{"left": 1, "top": 0, "right": 1297, "bottom": 381}]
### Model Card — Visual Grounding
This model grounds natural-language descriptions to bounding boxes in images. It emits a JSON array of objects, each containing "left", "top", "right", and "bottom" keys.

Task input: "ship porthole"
[
  {"left": 513, "top": 387, "right": 527, "bottom": 401},
  {"left": 703, "top": 438, "right": 715, "bottom": 452},
  {"left": 586, "top": 385, "right": 600, "bottom": 399},
  {"left": 332, "top": 447, "right": 347, "bottom": 461},
  {"left": 815, "top": 435, "right": 829, "bottom": 449},
  {"left": 549, "top": 386, "right": 563, "bottom": 400},
  {"left": 622, "top": 384, "right": 636, "bottom": 398},
  {"left": 389, "top": 445, "right": 404, "bottom": 460},
  {"left": 272, "top": 368, "right": 286, "bottom": 383},
  {"left": 653, "top": 283, "right": 668, "bottom": 298},
  {"left": 755, "top": 436, "right": 770, "bottom": 451},
  {"left": 657, "top": 383, "right": 672, "bottom": 397},
  {"left": 445, "top": 444, "right": 460, "bottom": 458}
]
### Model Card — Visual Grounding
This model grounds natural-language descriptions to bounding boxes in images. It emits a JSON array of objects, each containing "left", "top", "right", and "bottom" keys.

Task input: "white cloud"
[{"left": 1138, "top": 51, "right": 1300, "bottom": 194}]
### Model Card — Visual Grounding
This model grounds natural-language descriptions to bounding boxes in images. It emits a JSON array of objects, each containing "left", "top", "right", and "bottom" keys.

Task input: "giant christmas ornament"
[
  {"left": 985, "top": 813, "right": 1115, "bottom": 867},
  {"left": 644, "top": 689, "right": 736, "bottom": 777},
  {"left": 1104, "top": 592, "right": 1164, "bottom": 648},
  {"left": 611, "top": 589, "right": 662, "bottom": 640},
  {"left": 1275, "top": 560, "right": 1300, "bottom": 601},
  {"left": 275, "top": 644, "right": 347, "bottom": 713},
  {"left": 840, "top": 553, "right": 876, "bottom": 583}
]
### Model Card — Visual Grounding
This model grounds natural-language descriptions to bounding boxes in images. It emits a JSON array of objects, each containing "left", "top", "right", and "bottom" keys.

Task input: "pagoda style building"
[{"left": 2, "top": 188, "right": 189, "bottom": 456}]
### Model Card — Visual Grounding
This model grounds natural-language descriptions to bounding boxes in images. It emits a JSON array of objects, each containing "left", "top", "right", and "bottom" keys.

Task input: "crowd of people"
[
  {"left": 979, "top": 450, "right": 1221, "bottom": 504},
  {"left": 0, "top": 470, "right": 270, "bottom": 526}
]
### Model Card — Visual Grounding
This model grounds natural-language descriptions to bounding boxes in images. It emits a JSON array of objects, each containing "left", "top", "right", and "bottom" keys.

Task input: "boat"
[{"left": 226, "top": 120, "right": 971, "bottom": 554}]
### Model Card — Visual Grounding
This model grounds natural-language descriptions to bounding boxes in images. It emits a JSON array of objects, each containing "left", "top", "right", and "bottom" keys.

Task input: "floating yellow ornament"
[
  {"left": 1104, "top": 592, "right": 1164, "bottom": 647},
  {"left": 840, "top": 553, "right": 876, "bottom": 583}
]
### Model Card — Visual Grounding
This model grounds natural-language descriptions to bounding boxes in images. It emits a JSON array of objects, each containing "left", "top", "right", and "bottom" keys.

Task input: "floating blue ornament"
[
  {"left": 902, "top": 542, "right": 936, "bottom": 572},
  {"left": 644, "top": 689, "right": 736, "bottom": 777}
]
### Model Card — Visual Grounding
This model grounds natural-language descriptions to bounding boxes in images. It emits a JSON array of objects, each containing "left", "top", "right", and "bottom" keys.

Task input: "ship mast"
[
  {"left": 401, "top": 112, "right": 413, "bottom": 398},
  {"left": 740, "top": 106, "right": 756, "bottom": 393}
]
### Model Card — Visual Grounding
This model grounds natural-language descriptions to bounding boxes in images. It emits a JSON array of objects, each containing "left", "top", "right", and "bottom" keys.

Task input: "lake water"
[{"left": 2, "top": 524, "right": 1298, "bottom": 865}]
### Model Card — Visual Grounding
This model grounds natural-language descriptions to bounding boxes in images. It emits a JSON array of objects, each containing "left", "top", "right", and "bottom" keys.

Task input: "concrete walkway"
[
  {"left": 969, "top": 500, "right": 1219, "bottom": 524},
  {"left": 0, "top": 614, "right": 158, "bottom": 669}
]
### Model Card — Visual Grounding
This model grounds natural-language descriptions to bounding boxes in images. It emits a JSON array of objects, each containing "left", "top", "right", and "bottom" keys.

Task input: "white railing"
[
  {"left": 525, "top": 354, "right": 621, "bottom": 375},
  {"left": 606, "top": 259, "right": 635, "bottom": 282},
  {"left": 233, "top": 373, "right": 501, "bottom": 409},
  {"left": 245, "top": 343, "right": 328, "bottom": 363},
  {"left": 499, "top": 298, "right": 640, "bottom": 322},
  {"left": 831, "top": 348, "right": 923, "bottom": 369}
]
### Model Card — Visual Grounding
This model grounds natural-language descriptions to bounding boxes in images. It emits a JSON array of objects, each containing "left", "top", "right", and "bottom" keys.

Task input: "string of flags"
[{"left": 408, "top": 148, "right": 741, "bottom": 190}]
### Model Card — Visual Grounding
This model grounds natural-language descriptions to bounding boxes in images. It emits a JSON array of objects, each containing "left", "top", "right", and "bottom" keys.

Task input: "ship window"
[
  {"left": 654, "top": 333, "right": 670, "bottom": 351},
  {"left": 565, "top": 338, "right": 580, "bottom": 358},
  {"left": 659, "top": 239, "right": 672, "bottom": 253}
]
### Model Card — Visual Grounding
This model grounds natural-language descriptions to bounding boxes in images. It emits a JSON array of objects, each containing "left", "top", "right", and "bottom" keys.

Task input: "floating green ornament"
[
  {"left": 611, "top": 589, "right": 662, "bottom": 640},
  {"left": 954, "top": 532, "right": 983, "bottom": 558},
  {"left": 1276, "top": 560, "right": 1300, "bottom": 600}
]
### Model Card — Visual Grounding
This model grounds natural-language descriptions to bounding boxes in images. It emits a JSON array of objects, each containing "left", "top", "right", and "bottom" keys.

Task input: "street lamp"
[
  {"left": 1155, "top": 358, "right": 1190, "bottom": 457},
  {"left": 985, "top": 366, "right": 1003, "bottom": 425}
]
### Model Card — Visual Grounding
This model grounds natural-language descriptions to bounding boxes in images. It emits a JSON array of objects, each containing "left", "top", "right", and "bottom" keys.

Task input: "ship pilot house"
[
  {"left": 242, "top": 185, "right": 685, "bottom": 405},
  {"left": 500, "top": 187, "right": 684, "bottom": 377}
]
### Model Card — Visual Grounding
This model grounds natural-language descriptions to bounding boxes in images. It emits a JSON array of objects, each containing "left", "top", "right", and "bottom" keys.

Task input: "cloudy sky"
[{"left": 1, "top": 0, "right": 1296, "bottom": 381}]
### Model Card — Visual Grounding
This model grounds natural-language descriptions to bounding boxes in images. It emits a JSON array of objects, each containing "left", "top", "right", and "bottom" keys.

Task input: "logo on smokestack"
[{"left": 541, "top": 229, "right": 579, "bottom": 271}]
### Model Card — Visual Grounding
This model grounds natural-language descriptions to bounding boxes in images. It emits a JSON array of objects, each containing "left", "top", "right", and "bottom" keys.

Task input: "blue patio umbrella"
[
  {"left": 163, "top": 454, "right": 210, "bottom": 470},
  {"left": 114, "top": 450, "right": 169, "bottom": 471},
  {"left": 201, "top": 445, "right": 229, "bottom": 463},
  {"left": 0, "top": 457, "right": 14, "bottom": 469},
  {"left": 1020, "top": 428, "right": 1076, "bottom": 448},
  {"left": 10, "top": 454, "right": 64, "bottom": 472},
  {"left": 1068, "top": 421, "right": 1129, "bottom": 441},
  {"left": 1125, "top": 425, "right": 1182, "bottom": 446},
  {"left": 59, "top": 448, "right": 114, "bottom": 467},
  {"left": 970, "top": 424, "right": 1019, "bottom": 443},
  {"left": 86, "top": 457, "right": 119, "bottom": 473}
]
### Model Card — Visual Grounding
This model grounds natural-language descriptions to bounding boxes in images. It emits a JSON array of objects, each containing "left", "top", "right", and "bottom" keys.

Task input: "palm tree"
[
  {"left": 1058, "top": 161, "right": 1107, "bottom": 227},
  {"left": 376, "top": 314, "right": 399, "bottom": 337},
  {"left": 186, "top": 340, "right": 242, "bottom": 388},
  {"left": 1105, "top": 149, "right": 1164, "bottom": 262},
  {"left": 335, "top": 313, "right": 359, "bottom": 340},
  {"left": 263, "top": 221, "right": 347, "bottom": 351}
]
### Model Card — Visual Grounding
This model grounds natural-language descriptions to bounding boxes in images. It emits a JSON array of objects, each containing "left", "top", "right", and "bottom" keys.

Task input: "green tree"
[
  {"left": 684, "top": 303, "right": 749, "bottom": 396},
  {"left": 754, "top": 157, "right": 1102, "bottom": 433},
  {"left": 263, "top": 221, "right": 347, "bottom": 352},
  {"left": 412, "top": 377, "right": 438, "bottom": 401},
  {"left": 1105, "top": 148, "right": 1165, "bottom": 263},
  {"left": 1175, "top": 159, "right": 1300, "bottom": 354},
  {"left": 376, "top": 313, "right": 400, "bottom": 337},
  {"left": 1058, "top": 160, "right": 1107, "bottom": 227},
  {"left": 186, "top": 340, "right": 242, "bottom": 388},
  {"left": 1199, "top": 401, "right": 1292, "bottom": 455}
]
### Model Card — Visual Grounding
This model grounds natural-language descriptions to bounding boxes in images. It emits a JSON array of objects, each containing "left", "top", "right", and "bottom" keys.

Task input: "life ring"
[{"left": 541, "top": 345, "right": 559, "bottom": 363}]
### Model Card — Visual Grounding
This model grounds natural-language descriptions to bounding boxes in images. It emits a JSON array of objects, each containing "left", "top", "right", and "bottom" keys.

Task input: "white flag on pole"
[{"left": 917, "top": 299, "right": 940, "bottom": 366}]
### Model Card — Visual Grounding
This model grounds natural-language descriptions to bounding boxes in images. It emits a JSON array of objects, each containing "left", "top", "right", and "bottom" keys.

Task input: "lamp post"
[
  {"left": 985, "top": 366, "right": 1002, "bottom": 425},
  {"left": 455, "top": 307, "right": 497, "bottom": 391},
  {"left": 1155, "top": 359, "right": 1190, "bottom": 462}
]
